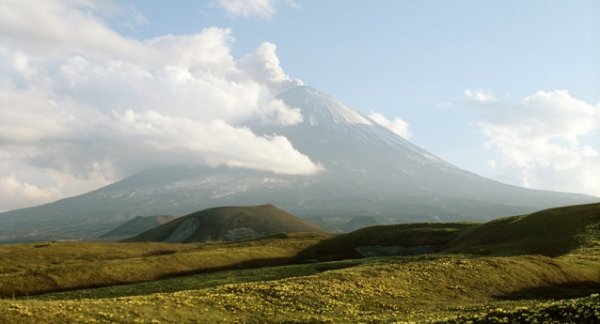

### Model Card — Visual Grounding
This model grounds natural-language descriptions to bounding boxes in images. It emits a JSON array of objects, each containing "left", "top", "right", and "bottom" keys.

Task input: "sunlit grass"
[
  {"left": 0, "top": 233, "right": 327, "bottom": 297},
  {"left": 2, "top": 252, "right": 598, "bottom": 323},
  {"left": 1, "top": 203, "right": 599, "bottom": 322}
]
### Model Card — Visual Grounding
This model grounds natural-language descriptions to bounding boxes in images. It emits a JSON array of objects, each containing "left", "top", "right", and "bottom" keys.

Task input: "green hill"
[
  {"left": 125, "top": 204, "right": 326, "bottom": 243},
  {"left": 444, "top": 203, "right": 600, "bottom": 256},
  {"left": 300, "top": 222, "right": 477, "bottom": 261},
  {"left": 99, "top": 215, "right": 178, "bottom": 240},
  {"left": 299, "top": 203, "right": 600, "bottom": 261},
  {"left": 1, "top": 203, "right": 599, "bottom": 322}
]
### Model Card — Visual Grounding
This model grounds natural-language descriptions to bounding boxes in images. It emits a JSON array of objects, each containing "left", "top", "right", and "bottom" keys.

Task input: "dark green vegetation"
[
  {"left": 0, "top": 203, "right": 599, "bottom": 323},
  {"left": 300, "top": 222, "right": 477, "bottom": 261},
  {"left": 126, "top": 204, "right": 325, "bottom": 243},
  {"left": 445, "top": 202, "right": 600, "bottom": 256},
  {"left": 440, "top": 294, "right": 600, "bottom": 323}
]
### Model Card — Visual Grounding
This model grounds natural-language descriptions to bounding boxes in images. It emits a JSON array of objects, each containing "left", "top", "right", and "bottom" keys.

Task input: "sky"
[{"left": 0, "top": 0, "right": 599, "bottom": 211}]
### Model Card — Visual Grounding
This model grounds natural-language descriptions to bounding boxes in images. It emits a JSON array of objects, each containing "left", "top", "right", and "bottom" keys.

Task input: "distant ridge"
[
  {"left": 125, "top": 204, "right": 326, "bottom": 243},
  {"left": 100, "top": 215, "right": 178, "bottom": 240}
]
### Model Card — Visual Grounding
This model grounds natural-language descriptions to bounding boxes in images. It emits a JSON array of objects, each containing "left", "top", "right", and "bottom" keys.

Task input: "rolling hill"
[
  {"left": 300, "top": 222, "right": 477, "bottom": 261},
  {"left": 0, "top": 203, "right": 599, "bottom": 322},
  {"left": 99, "top": 215, "right": 179, "bottom": 241},
  {"left": 444, "top": 202, "right": 600, "bottom": 256},
  {"left": 301, "top": 202, "right": 600, "bottom": 261},
  {"left": 125, "top": 204, "right": 326, "bottom": 243}
]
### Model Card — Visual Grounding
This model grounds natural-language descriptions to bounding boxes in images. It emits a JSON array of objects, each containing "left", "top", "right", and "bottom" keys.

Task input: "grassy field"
[
  {"left": 0, "top": 233, "right": 328, "bottom": 297},
  {"left": 0, "top": 203, "right": 599, "bottom": 323},
  {"left": 2, "top": 254, "right": 598, "bottom": 323}
]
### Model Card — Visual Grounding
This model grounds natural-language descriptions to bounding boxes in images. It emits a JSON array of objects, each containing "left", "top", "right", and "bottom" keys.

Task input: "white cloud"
[
  {"left": 213, "top": 0, "right": 297, "bottom": 19},
  {"left": 465, "top": 89, "right": 497, "bottom": 103},
  {"left": 0, "top": 0, "right": 145, "bottom": 60},
  {"left": 239, "top": 42, "right": 303, "bottom": 92},
  {"left": 0, "top": 0, "right": 319, "bottom": 211},
  {"left": 0, "top": 176, "right": 61, "bottom": 212},
  {"left": 113, "top": 110, "right": 321, "bottom": 174},
  {"left": 479, "top": 90, "right": 600, "bottom": 196},
  {"left": 368, "top": 112, "right": 412, "bottom": 139}
]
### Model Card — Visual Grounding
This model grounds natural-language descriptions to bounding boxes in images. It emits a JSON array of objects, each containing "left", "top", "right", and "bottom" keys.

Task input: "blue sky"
[
  {"left": 115, "top": 0, "right": 600, "bottom": 187},
  {"left": 110, "top": 0, "right": 599, "bottom": 170},
  {"left": 117, "top": 1, "right": 599, "bottom": 102},
  {"left": 0, "top": 0, "right": 598, "bottom": 210}
]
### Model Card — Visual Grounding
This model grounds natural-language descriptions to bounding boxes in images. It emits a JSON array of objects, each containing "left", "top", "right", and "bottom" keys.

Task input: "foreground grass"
[
  {"left": 438, "top": 294, "right": 600, "bottom": 323},
  {"left": 5, "top": 292, "right": 598, "bottom": 323},
  {"left": 35, "top": 259, "right": 361, "bottom": 300},
  {"left": 1, "top": 253, "right": 599, "bottom": 323}
]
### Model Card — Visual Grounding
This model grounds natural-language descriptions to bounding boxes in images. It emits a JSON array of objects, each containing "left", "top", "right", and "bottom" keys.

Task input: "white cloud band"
[{"left": 0, "top": 0, "right": 319, "bottom": 211}]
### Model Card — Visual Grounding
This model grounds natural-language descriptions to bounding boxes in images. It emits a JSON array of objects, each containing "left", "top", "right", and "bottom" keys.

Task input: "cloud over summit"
[{"left": 0, "top": 0, "right": 319, "bottom": 211}]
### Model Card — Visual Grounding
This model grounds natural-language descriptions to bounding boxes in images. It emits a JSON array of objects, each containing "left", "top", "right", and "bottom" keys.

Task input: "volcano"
[{"left": 0, "top": 86, "right": 595, "bottom": 242}]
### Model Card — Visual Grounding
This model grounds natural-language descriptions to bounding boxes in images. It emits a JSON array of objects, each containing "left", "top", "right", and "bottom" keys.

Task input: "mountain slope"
[
  {"left": 125, "top": 204, "right": 325, "bottom": 243},
  {"left": 100, "top": 215, "right": 178, "bottom": 240},
  {"left": 0, "top": 86, "right": 596, "bottom": 242},
  {"left": 267, "top": 87, "right": 596, "bottom": 216}
]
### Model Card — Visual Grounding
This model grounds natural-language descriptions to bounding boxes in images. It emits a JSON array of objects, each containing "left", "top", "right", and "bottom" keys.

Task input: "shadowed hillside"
[
  {"left": 100, "top": 215, "right": 178, "bottom": 240},
  {"left": 126, "top": 204, "right": 326, "bottom": 243},
  {"left": 444, "top": 203, "right": 600, "bottom": 256},
  {"left": 299, "top": 203, "right": 600, "bottom": 261},
  {"left": 300, "top": 223, "right": 477, "bottom": 261}
]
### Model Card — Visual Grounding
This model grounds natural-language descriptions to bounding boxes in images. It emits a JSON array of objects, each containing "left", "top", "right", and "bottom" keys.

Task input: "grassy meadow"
[{"left": 1, "top": 203, "right": 599, "bottom": 323}]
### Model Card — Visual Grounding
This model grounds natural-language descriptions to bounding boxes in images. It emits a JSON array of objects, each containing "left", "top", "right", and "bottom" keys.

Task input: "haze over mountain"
[{"left": 0, "top": 85, "right": 595, "bottom": 242}]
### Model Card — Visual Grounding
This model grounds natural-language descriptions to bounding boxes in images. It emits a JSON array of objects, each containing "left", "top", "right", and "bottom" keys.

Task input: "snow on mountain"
[
  {"left": 284, "top": 86, "right": 373, "bottom": 125},
  {"left": 0, "top": 86, "right": 596, "bottom": 242}
]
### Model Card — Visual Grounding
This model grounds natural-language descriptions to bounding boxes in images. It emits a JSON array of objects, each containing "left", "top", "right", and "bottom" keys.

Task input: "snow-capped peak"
[{"left": 278, "top": 86, "right": 373, "bottom": 126}]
